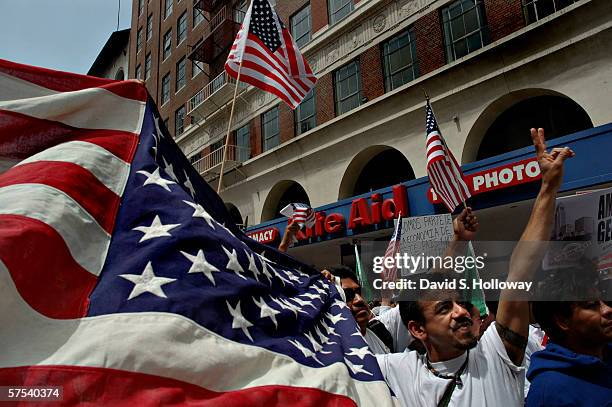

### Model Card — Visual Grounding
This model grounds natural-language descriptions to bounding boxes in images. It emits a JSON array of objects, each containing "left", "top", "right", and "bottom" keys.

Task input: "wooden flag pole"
[
  {"left": 217, "top": 61, "right": 244, "bottom": 194},
  {"left": 423, "top": 89, "right": 468, "bottom": 210}
]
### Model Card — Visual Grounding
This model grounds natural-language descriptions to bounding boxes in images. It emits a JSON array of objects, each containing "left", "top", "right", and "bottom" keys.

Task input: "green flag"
[
  {"left": 354, "top": 244, "right": 373, "bottom": 301},
  {"left": 464, "top": 241, "right": 488, "bottom": 316}
]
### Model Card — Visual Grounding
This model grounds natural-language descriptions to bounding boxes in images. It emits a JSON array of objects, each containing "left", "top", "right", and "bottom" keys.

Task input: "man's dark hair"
[
  {"left": 399, "top": 271, "right": 461, "bottom": 328},
  {"left": 326, "top": 265, "right": 358, "bottom": 285},
  {"left": 532, "top": 258, "right": 599, "bottom": 341}
]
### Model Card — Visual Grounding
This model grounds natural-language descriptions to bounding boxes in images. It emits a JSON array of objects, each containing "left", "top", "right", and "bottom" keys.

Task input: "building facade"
[
  {"left": 130, "top": 0, "right": 612, "bottom": 266},
  {"left": 88, "top": 29, "right": 131, "bottom": 80}
]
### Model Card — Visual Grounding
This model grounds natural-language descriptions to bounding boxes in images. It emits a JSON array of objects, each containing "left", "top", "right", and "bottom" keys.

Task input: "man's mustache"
[{"left": 451, "top": 317, "right": 473, "bottom": 330}]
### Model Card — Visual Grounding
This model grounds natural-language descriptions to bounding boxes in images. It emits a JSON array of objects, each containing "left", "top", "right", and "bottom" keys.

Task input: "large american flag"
[
  {"left": 225, "top": 0, "right": 316, "bottom": 109},
  {"left": 425, "top": 101, "right": 471, "bottom": 212},
  {"left": 0, "top": 59, "right": 394, "bottom": 406}
]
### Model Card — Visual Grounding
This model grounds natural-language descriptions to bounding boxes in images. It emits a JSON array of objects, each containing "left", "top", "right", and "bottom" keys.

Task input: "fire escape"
[{"left": 187, "top": 0, "right": 249, "bottom": 182}]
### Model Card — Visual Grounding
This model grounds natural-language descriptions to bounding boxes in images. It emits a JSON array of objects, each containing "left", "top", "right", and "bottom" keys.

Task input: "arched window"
[
  {"left": 339, "top": 146, "right": 414, "bottom": 199},
  {"left": 225, "top": 202, "right": 243, "bottom": 227},
  {"left": 114, "top": 68, "right": 125, "bottom": 80},
  {"left": 476, "top": 95, "right": 592, "bottom": 160},
  {"left": 261, "top": 181, "right": 310, "bottom": 222}
]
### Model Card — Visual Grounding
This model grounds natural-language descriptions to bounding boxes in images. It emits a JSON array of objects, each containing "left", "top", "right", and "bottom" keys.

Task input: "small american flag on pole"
[
  {"left": 225, "top": 0, "right": 317, "bottom": 109},
  {"left": 281, "top": 203, "right": 315, "bottom": 229},
  {"left": 425, "top": 101, "right": 471, "bottom": 212}
]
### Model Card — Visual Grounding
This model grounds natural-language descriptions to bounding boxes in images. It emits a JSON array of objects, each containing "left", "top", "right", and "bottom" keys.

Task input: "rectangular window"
[
  {"left": 291, "top": 4, "right": 311, "bottom": 48},
  {"left": 177, "top": 11, "right": 187, "bottom": 45},
  {"left": 192, "top": 59, "right": 204, "bottom": 78},
  {"left": 329, "top": 0, "right": 354, "bottom": 25},
  {"left": 136, "top": 28, "right": 143, "bottom": 54},
  {"left": 522, "top": 0, "right": 576, "bottom": 24},
  {"left": 236, "top": 124, "right": 250, "bottom": 162},
  {"left": 295, "top": 90, "right": 316, "bottom": 135},
  {"left": 145, "top": 53, "right": 152, "bottom": 79},
  {"left": 164, "top": 0, "right": 173, "bottom": 19},
  {"left": 138, "top": 0, "right": 144, "bottom": 16},
  {"left": 135, "top": 64, "right": 142, "bottom": 80},
  {"left": 146, "top": 14, "right": 153, "bottom": 40},
  {"left": 442, "top": 0, "right": 489, "bottom": 62},
  {"left": 334, "top": 61, "right": 361, "bottom": 115},
  {"left": 261, "top": 106, "right": 280, "bottom": 152},
  {"left": 163, "top": 29, "right": 172, "bottom": 60},
  {"left": 176, "top": 57, "right": 186, "bottom": 92},
  {"left": 175, "top": 105, "right": 185, "bottom": 137},
  {"left": 193, "top": 8, "right": 205, "bottom": 27},
  {"left": 161, "top": 73, "right": 171, "bottom": 105},
  {"left": 382, "top": 28, "right": 418, "bottom": 92}
]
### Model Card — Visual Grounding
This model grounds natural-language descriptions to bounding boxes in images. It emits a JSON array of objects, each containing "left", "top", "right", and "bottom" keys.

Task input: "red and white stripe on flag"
[
  {"left": 225, "top": 0, "right": 316, "bottom": 109},
  {"left": 425, "top": 102, "right": 471, "bottom": 212},
  {"left": 382, "top": 217, "right": 402, "bottom": 284},
  {"left": 293, "top": 207, "right": 315, "bottom": 228}
]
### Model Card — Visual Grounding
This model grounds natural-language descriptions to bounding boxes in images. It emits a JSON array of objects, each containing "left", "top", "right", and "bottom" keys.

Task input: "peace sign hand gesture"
[{"left": 531, "top": 128, "right": 575, "bottom": 191}]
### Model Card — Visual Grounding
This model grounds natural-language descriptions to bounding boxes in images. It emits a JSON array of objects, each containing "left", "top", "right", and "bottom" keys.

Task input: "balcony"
[
  {"left": 187, "top": 71, "right": 247, "bottom": 117},
  {"left": 193, "top": 0, "right": 219, "bottom": 12},
  {"left": 191, "top": 144, "right": 250, "bottom": 181},
  {"left": 188, "top": 5, "right": 245, "bottom": 64}
]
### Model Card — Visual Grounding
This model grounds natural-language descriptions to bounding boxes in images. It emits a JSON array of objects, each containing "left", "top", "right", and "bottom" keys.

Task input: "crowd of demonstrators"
[
  {"left": 279, "top": 128, "right": 611, "bottom": 406},
  {"left": 373, "top": 128, "right": 575, "bottom": 407}
]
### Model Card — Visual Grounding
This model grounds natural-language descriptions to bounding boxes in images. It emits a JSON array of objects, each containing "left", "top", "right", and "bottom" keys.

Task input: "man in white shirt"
[
  {"left": 376, "top": 128, "right": 574, "bottom": 407},
  {"left": 375, "top": 206, "right": 479, "bottom": 353}
]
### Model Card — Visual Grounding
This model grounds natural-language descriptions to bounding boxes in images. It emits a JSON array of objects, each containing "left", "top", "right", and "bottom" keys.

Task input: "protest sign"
[
  {"left": 545, "top": 186, "right": 612, "bottom": 270},
  {"left": 398, "top": 214, "right": 454, "bottom": 276}
]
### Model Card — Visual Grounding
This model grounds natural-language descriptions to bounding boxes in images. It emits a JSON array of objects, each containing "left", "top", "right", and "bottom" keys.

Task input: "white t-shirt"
[
  {"left": 524, "top": 325, "right": 546, "bottom": 397},
  {"left": 375, "top": 305, "right": 413, "bottom": 352},
  {"left": 376, "top": 323, "right": 525, "bottom": 407},
  {"left": 364, "top": 328, "right": 390, "bottom": 355}
]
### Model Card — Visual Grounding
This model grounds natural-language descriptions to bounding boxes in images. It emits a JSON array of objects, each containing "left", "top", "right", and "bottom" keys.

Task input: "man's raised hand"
[{"left": 531, "top": 128, "right": 575, "bottom": 191}]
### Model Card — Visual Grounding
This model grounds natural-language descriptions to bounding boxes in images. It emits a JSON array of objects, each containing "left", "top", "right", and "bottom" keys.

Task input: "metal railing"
[
  {"left": 191, "top": 144, "right": 250, "bottom": 175},
  {"left": 188, "top": 71, "right": 247, "bottom": 114},
  {"left": 210, "top": 5, "right": 246, "bottom": 32}
]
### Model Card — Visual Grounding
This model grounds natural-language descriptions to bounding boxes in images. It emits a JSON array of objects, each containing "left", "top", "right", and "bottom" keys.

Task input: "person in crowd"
[
  {"left": 375, "top": 128, "right": 574, "bottom": 406},
  {"left": 375, "top": 206, "right": 479, "bottom": 353},
  {"left": 526, "top": 261, "right": 612, "bottom": 406},
  {"left": 322, "top": 265, "right": 393, "bottom": 354}
]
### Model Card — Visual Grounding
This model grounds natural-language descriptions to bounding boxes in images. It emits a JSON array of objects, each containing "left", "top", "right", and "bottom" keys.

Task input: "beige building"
[{"left": 177, "top": 0, "right": 611, "bottom": 238}]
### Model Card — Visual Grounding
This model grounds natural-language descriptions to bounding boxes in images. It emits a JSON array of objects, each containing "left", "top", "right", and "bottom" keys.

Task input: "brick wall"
[
  {"left": 414, "top": 10, "right": 446, "bottom": 75},
  {"left": 279, "top": 103, "right": 295, "bottom": 143},
  {"left": 275, "top": 0, "right": 309, "bottom": 25},
  {"left": 360, "top": 45, "right": 385, "bottom": 102},
  {"left": 311, "top": 0, "right": 329, "bottom": 34},
  {"left": 315, "top": 73, "right": 335, "bottom": 126},
  {"left": 484, "top": 0, "right": 525, "bottom": 42}
]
